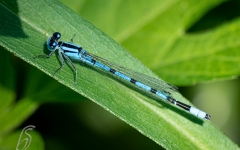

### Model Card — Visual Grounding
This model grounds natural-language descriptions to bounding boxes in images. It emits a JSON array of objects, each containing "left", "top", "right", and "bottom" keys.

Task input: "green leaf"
[
  {"left": 0, "top": 47, "right": 77, "bottom": 149},
  {"left": 0, "top": 48, "right": 41, "bottom": 149},
  {"left": 67, "top": 0, "right": 240, "bottom": 85},
  {"left": 0, "top": 97, "right": 38, "bottom": 135},
  {"left": 0, "top": 129, "right": 44, "bottom": 150},
  {"left": 0, "top": 48, "right": 37, "bottom": 135},
  {"left": 0, "top": 0, "right": 239, "bottom": 149}
]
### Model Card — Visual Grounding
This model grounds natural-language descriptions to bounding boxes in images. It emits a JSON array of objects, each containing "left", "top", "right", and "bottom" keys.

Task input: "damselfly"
[{"left": 35, "top": 32, "right": 211, "bottom": 120}]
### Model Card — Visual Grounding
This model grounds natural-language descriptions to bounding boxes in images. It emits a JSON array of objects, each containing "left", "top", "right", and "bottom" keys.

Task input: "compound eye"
[
  {"left": 51, "top": 42, "right": 57, "bottom": 48},
  {"left": 53, "top": 32, "right": 61, "bottom": 41},
  {"left": 48, "top": 41, "right": 57, "bottom": 50}
]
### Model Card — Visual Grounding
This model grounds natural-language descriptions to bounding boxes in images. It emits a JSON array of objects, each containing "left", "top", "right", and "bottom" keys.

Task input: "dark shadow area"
[
  {"left": 0, "top": 46, "right": 16, "bottom": 90},
  {"left": 21, "top": 102, "right": 164, "bottom": 150},
  {"left": 0, "top": 0, "right": 27, "bottom": 37},
  {"left": 187, "top": 0, "right": 240, "bottom": 33}
]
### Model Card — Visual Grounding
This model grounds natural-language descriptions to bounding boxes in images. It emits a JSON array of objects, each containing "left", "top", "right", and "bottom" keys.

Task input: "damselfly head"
[
  {"left": 52, "top": 32, "right": 61, "bottom": 41},
  {"left": 47, "top": 32, "right": 61, "bottom": 50}
]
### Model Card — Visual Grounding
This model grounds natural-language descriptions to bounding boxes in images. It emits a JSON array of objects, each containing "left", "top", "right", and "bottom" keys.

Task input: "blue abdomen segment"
[
  {"left": 114, "top": 71, "right": 132, "bottom": 82},
  {"left": 87, "top": 57, "right": 170, "bottom": 101},
  {"left": 83, "top": 56, "right": 112, "bottom": 72},
  {"left": 94, "top": 61, "right": 111, "bottom": 72},
  {"left": 156, "top": 91, "right": 168, "bottom": 100}
]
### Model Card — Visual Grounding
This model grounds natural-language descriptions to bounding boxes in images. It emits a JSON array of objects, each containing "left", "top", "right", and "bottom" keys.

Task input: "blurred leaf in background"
[{"left": 64, "top": 0, "right": 240, "bottom": 85}]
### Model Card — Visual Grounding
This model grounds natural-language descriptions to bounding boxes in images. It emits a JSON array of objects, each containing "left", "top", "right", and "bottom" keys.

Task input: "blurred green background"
[{"left": 1, "top": 0, "right": 240, "bottom": 149}]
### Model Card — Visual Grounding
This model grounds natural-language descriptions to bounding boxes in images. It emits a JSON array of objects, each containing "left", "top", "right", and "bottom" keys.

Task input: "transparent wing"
[{"left": 86, "top": 52, "right": 178, "bottom": 96}]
